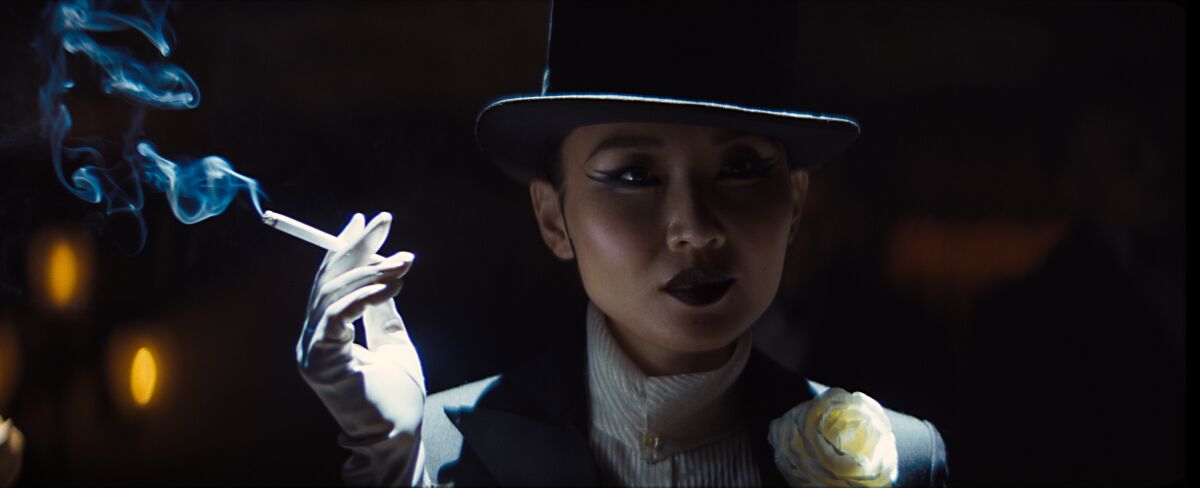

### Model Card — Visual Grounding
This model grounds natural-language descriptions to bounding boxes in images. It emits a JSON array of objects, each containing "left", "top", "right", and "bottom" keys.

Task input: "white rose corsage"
[{"left": 768, "top": 386, "right": 899, "bottom": 487}]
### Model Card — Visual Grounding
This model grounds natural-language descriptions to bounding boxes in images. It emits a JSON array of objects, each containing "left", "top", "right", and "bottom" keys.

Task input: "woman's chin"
[
  {"left": 649, "top": 292, "right": 763, "bottom": 351},
  {"left": 652, "top": 315, "right": 753, "bottom": 354}
]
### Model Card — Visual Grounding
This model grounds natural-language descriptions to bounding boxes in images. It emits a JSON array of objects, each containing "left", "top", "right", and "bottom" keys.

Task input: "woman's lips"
[{"left": 663, "top": 279, "right": 735, "bottom": 306}]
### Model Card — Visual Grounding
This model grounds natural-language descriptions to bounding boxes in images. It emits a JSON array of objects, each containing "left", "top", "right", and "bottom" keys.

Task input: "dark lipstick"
[{"left": 662, "top": 267, "right": 735, "bottom": 307}]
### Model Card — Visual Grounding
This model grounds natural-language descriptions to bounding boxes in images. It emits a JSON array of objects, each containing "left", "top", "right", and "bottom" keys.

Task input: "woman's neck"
[{"left": 604, "top": 318, "right": 737, "bottom": 377}]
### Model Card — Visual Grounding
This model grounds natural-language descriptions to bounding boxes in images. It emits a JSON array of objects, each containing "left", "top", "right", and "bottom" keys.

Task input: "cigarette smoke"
[{"left": 38, "top": 0, "right": 266, "bottom": 247}]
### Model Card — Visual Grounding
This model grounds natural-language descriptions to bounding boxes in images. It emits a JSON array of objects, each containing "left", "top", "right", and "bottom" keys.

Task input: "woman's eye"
[
  {"left": 593, "top": 166, "right": 658, "bottom": 186},
  {"left": 721, "top": 157, "right": 776, "bottom": 178},
  {"left": 590, "top": 156, "right": 775, "bottom": 187},
  {"left": 618, "top": 167, "right": 652, "bottom": 183}
]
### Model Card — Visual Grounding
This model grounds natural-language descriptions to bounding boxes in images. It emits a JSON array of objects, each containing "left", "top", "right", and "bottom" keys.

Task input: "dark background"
[{"left": 0, "top": 1, "right": 1185, "bottom": 485}]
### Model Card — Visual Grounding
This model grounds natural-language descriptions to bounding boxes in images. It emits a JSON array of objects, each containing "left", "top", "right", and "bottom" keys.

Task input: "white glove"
[{"left": 296, "top": 212, "right": 431, "bottom": 486}]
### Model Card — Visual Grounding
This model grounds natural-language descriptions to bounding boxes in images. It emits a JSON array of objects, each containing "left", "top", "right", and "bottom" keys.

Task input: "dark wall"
[{"left": 0, "top": 1, "right": 1185, "bottom": 485}]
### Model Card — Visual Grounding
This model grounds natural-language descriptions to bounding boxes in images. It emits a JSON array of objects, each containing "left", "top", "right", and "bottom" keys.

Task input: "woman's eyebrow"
[{"left": 587, "top": 135, "right": 663, "bottom": 162}]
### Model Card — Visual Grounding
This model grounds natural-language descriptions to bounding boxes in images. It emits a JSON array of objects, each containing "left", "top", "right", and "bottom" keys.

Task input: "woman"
[{"left": 297, "top": 2, "right": 948, "bottom": 486}]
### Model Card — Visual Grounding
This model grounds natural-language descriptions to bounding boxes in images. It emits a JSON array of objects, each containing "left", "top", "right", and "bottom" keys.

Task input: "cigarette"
[{"left": 262, "top": 210, "right": 408, "bottom": 264}]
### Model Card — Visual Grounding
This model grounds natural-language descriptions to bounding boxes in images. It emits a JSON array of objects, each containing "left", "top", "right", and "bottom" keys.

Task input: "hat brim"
[{"left": 475, "top": 93, "right": 861, "bottom": 185}]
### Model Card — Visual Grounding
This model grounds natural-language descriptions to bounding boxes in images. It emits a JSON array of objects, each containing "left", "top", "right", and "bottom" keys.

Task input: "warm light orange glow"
[
  {"left": 130, "top": 347, "right": 158, "bottom": 406},
  {"left": 46, "top": 239, "right": 79, "bottom": 308},
  {"left": 29, "top": 227, "right": 94, "bottom": 314},
  {"left": 0, "top": 323, "right": 18, "bottom": 409},
  {"left": 887, "top": 218, "right": 1068, "bottom": 315}
]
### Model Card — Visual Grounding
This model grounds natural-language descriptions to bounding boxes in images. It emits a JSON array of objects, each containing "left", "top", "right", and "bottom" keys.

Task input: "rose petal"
[{"left": 768, "top": 387, "right": 899, "bottom": 487}]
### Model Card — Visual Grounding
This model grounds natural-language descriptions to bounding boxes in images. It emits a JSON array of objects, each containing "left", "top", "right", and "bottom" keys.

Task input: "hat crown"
[
  {"left": 544, "top": 1, "right": 803, "bottom": 110},
  {"left": 474, "top": 1, "right": 860, "bottom": 185}
]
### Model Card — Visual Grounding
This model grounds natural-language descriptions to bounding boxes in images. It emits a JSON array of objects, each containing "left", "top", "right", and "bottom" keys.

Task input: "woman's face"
[{"left": 530, "top": 122, "right": 809, "bottom": 373}]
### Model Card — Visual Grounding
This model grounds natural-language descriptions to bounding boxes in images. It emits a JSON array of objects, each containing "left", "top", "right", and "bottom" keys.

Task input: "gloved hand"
[{"left": 296, "top": 212, "right": 430, "bottom": 486}]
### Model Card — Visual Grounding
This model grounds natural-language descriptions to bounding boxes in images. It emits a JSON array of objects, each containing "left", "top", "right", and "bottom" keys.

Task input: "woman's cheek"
[
  {"left": 724, "top": 185, "right": 793, "bottom": 246},
  {"left": 580, "top": 202, "right": 658, "bottom": 262},
  {"left": 727, "top": 186, "right": 795, "bottom": 291},
  {"left": 571, "top": 194, "right": 660, "bottom": 273}
]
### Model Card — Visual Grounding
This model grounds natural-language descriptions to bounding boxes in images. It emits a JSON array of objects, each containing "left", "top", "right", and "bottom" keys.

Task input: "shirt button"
[{"left": 642, "top": 432, "right": 662, "bottom": 451}]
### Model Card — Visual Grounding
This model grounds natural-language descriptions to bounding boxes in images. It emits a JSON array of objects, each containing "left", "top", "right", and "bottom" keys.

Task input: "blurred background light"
[
  {"left": 27, "top": 226, "right": 94, "bottom": 315},
  {"left": 886, "top": 218, "right": 1067, "bottom": 315},
  {"left": 0, "top": 320, "right": 18, "bottom": 412},
  {"left": 129, "top": 347, "right": 157, "bottom": 407},
  {"left": 46, "top": 240, "right": 79, "bottom": 308},
  {"left": 106, "top": 327, "right": 173, "bottom": 415}
]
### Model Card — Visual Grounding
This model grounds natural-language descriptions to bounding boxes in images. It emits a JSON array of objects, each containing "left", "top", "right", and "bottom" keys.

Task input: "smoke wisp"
[{"left": 38, "top": 0, "right": 266, "bottom": 248}]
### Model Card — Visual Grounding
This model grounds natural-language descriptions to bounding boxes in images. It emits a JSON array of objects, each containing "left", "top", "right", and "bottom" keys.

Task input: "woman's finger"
[
  {"left": 359, "top": 212, "right": 393, "bottom": 256},
  {"left": 327, "top": 212, "right": 390, "bottom": 277},
  {"left": 323, "top": 282, "right": 402, "bottom": 339},
  {"left": 318, "top": 254, "right": 412, "bottom": 296},
  {"left": 340, "top": 212, "right": 367, "bottom": 239},
  {"left": 319, "top": 283, "right": 384, "bottom": 342},
  {"left": 308, "top": 213, "right": 367, "bottom": 308},
  {"left": 363, "top": 295, "right": 409, "bottom": 349},
  {"left": 312, "top": 252, "right": 411, "bottom": 313},
  {"left": 321, "top": 213, "right": 365, "bottom": 268},
  {"left": 338, "top": 212, "right": 391, "bottom": 261},
  {"left": 313, "top": 267, "right": 408, "bottom": 319}
]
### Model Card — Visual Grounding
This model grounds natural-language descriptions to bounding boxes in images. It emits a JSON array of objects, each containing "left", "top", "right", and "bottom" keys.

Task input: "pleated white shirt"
[{"left": 584, "top": 301, "right": 761, "bottom": 487}]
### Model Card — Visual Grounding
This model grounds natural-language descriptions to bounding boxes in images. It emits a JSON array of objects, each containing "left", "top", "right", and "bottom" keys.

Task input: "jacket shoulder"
[
  {"left": 807, "top": 380, "right": 949, "bottom": 487},
  {"left": 885, "top": 405, "right": 949, "bottom": 487},
  {"left": 421, "top": 375, "right": 502, "bottom": 483}
]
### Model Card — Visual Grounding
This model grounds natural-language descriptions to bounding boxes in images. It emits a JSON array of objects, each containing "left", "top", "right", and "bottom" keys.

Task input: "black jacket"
[{"left": 420, "top": 321, "right": 949, "bottom": 486}]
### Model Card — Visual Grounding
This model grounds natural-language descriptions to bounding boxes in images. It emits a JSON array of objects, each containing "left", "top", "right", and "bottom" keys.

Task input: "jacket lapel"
[
  {"left": 741, "top": 349, "right": 816, "bottom": 487},
  {"left": 448, "top": 320, "right": 600, "bottom": 486}
]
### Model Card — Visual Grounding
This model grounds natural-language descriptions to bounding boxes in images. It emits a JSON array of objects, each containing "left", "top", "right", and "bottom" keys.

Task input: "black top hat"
[{"left": 475, "top": 1, "right": 860, "bottom": 186}]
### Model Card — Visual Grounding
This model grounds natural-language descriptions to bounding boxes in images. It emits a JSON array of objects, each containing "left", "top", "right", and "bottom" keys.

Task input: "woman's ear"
[
  {"left": 787, "top": 169, "right": 810, "bottom": 245},
  {"left": 529, "top": 178, "right": 576, "bottom": 260}
]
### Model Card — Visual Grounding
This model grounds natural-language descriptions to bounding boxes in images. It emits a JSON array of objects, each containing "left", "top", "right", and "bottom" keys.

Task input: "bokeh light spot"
[
  {"left": 130, "top": 347, "right": 157, "bottom": 406},
  {"left": 46, "top": 239, "right": 78, "bottom": 308}
]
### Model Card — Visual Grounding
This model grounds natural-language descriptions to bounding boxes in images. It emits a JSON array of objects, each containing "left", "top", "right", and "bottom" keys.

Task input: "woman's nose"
[{"left": 665, "top": 184, "right": 726, "bottom": 252}]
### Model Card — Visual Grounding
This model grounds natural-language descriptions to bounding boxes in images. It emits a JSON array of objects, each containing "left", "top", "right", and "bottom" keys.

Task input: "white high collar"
[{"left": 584, "top": 301, "right": 753, "bottom": 462}]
